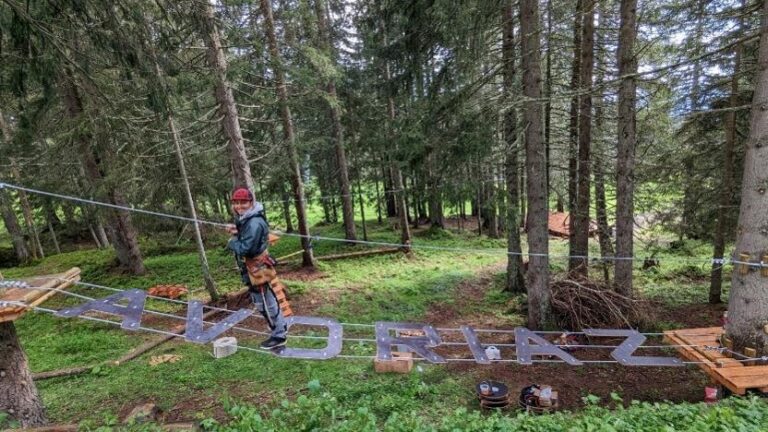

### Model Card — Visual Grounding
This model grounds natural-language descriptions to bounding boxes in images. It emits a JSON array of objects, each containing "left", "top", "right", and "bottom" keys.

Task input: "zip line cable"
[{"left": 0, "top": 181, "right": 756, "bottom": 267}]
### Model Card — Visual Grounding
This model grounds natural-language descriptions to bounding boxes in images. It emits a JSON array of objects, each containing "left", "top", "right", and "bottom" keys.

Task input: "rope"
[{"left": 0, "top": 182, "right": 757, "bottom": 267}]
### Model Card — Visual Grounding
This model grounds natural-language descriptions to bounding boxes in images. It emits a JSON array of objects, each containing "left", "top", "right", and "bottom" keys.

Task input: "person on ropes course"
[{"left": 225, "top": 187, "right": 287, "bottom": 349}]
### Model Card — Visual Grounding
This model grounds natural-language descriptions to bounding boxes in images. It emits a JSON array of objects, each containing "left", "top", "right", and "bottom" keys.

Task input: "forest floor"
[{"left": 0, "top": 219, "right": 756, "bottom": 429}]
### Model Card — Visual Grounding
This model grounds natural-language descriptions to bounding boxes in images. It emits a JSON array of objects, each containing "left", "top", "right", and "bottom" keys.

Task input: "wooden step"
[{"left": 664, "top": 327, "right": 768, "bottom": 395}]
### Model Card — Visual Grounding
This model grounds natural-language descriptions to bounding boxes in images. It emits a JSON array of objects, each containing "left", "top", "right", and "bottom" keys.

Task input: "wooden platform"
[
  {"left": 0, "top": 267, "right": 81, "bottom": 323},
  {"left": 664, "top": 327, "right": 768, "bottom": 395}
]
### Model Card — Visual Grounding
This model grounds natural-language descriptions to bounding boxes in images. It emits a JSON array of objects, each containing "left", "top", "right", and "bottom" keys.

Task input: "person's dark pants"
[{"left": 249, "top": 284, "right": 287, "bottom": 339}]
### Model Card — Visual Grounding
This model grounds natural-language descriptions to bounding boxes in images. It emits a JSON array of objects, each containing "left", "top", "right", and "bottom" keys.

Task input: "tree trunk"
[
  {"left": 60, "top": 71, "right": 144, "bottom": 274},
  {"left": 169, "top": 114, "right": 220, "bottom": 301},
  {"left": 427, "top": 159, "right": 444, "bottom": 228},
  {"left": 571, "top": 0, "right": 595, "bottom": 277},
  {"left": 593, "top": 2, "right": 613, "bottom": 284},
  {"left": 382, "top": 164, "right": 397, "bottom": 217},
  {"left": 0, "top": 111, "right": 30, "bottom": 263},
  {"left": 0, "top": 192, "right": 30, "bottom": 263},
  {"left": 354, "top": 155, "right": 368, "bottom": 241},
  {"left": 11, "top": 162, "right": 44, "bottom": 259},
  {"left": 261, "top": 0, "right": 315, "bottom": 267},
  {"left": 520, "top": 0, "right": 550, "bottom": 329},
  {"left": 710, "top": 6, "right": 743, "bottom": 304},
  {"left": 281, "top": 183, "right": 294, "bottom": 233},
  {"left": 88, "top": 224, "right": 101, "bottom": 248},
  {"left": 200, "top": 1, "right": 253, "bottom": 192},
  {"left": 314, "top": 0, "right": 356, "bottom": 241},
  {"left": 375, "top": 176, "right": 383, "bottom": 224},
  {"left": 95, "top": 220, "right": 110, "bottom": 248},
  {"left": 503, "top": 1, "right": 525, "bottom": 294},
  {"left": 568, "top": 0, "right": 582, "bottom": 218},
  {"left": 725, "top": 0, "right": 768, "bottom": 356},
  {"left": 487, "top": 166, "right": 500, "bottom": 239},
  {"left": 615, "top": 0, "right": 638, "bottom": 296},
  {"left": 680, "top": 1, "right": 706, "bottom": 241},
  {"left": 382, "top": 30, "right": 412, "bottom": 249},
  {"left": 0, "top": 322, "right": 47, "bottom": 427},
  {"left": 47, "top": 221, "right": 61, "bottom": 255},
  {"left": 545, "top": 0, "right": 553, "bottom": 205}
]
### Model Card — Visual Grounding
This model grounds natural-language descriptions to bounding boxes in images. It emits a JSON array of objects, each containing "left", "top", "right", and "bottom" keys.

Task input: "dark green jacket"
[{"left": 227, "top": 203, "right": 269, "bottom": 283}]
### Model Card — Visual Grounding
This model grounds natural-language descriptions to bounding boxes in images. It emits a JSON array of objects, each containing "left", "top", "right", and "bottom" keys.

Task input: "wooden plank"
[
  {"left": 719, "top": 366, "right": 768, "bottom": 378},
  {"left": 728, "top": 375, "right": 768, "bottom": 390},
  {"left": 0, "top": 268, "right": 80, "bottom": 323},
  {"left": 671, "top": 329, "right": 743, "bottom": 368},
  {"left": 663, "top": 328, "right": 763, "bottom": 395},
  {"left": 374, "top": 351, "right": 413, "bottom": 373}
]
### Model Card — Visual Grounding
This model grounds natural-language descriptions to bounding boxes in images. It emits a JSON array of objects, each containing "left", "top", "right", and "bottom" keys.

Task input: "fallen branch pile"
[{"left": 550, "top": 279, "right": 655, "bottom": 330}]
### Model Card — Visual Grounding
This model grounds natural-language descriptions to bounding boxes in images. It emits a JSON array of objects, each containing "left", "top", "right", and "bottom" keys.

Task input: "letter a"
[
  {"left": 514, "top": 327, "right": 582, "bottom": 365},
  {"left": 56, "top": 290, "right": 147, "bottom": 330}
]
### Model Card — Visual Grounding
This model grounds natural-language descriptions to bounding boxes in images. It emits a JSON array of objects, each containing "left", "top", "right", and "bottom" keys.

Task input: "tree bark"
[
  {"left": 520, "top": 0, "right": 550, "bottom": 328},
  {"left": 571, "top": 0, "right": 595, "bottom": 277},
  {"left": 725, "top": 0, "right": 768, "bottom": 355},
  {"left": 614, "top": 0, "right": 638, "bottom": 296},
  {"left": 503, "top": 1, "right": 525, "bottom": 294},
  {"left": 710, "top": 5, "right": 743, "bottom": 304},
  {"left": 314, "top": 0, "right": 356, "bottom": 241},
  {"left": 261, "top": 0, "right": 315, "bottom": 267},
  {"left": 0, "top": 322, "right": 47, "bottom": 427},
  {"left": 200, "top": 1, "right": 253, "bottom": 192}
]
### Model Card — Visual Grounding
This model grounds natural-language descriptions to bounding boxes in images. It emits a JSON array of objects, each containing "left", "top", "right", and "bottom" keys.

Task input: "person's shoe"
[{"left": 259, "top": 337, "right": 286, "bottom": 350}]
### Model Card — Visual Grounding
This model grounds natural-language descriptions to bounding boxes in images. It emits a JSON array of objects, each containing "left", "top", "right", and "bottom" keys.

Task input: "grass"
[{"left": 0, "top": 217, "right": 745, "bottom": 427}]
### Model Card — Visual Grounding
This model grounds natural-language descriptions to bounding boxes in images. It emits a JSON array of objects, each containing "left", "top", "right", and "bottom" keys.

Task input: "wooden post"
[
  {"left": 761, "top": 254, "right": 768, "bottom": 277},
  {"left": 739, "top": 252, "right": 751, "bottom": 275}
]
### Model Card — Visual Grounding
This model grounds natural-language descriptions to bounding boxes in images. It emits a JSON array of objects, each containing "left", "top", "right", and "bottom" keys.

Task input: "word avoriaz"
[{"left": 52, "top": 289, "right": 683, "bottom": 366}]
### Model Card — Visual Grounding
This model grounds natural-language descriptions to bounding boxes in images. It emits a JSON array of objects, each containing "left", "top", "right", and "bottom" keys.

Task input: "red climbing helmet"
[{"left": 231, "top": 187, "right": 253, "bottom": 202}]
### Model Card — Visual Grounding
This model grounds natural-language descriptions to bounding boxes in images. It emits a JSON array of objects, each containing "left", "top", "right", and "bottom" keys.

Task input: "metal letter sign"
[
  {"left": 184, "top": 301, "right": 253, "bottom": 344},
  {"left": 461, "top": 325, "right": 490, "bottom": 364},
  {"left": 275, "top": 316, "right": 343, "bottom": 360},
  {"left": 56, "top": 289, "right": 147, "bottom": 330},
  {"left": 19, "top": 280, "right": 689, "bottom": 367},
  {"left": 375, "top": 322, "right": 446, "bottom": 363},
  {"left": 514, "top": 327, "right": 583, "bottom": 365},
  {"left": 583, "top": 329, "right": 683, "bottom": 367}
]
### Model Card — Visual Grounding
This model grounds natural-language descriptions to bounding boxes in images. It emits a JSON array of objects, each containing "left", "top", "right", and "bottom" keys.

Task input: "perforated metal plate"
[
  {"left": 583, "top": 329, "right": 683, "bottom": 367},
  {"left": 56, "top": 289, "right": 147, "bottom": 330},
  {"left": 461, "top": 325, "right": 491, "bottom": 364},
  {"left": 514, "top": 327, "right": 583, "bottom": 365},
  {"left": 184, "top": 301, "right": 253, "bottom": 344},
  {"left": 275, "top": 316, "right": 343, "bottom": 360}
]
